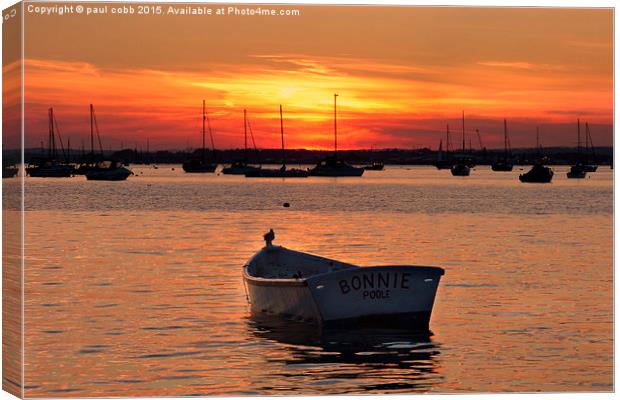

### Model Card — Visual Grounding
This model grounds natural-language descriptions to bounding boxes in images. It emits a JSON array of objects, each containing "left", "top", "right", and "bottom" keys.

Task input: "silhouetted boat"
[
  {"left": 74, "top": 105, "right": 104, "bottom": 175},
  {"left": 491, "top": 119, "right": 513, "bottom": 172},
  {"left": 450, "top": 111, "right": 472, "bottom": 176},
  {"left": 567, "top": 164, "right": 587, "bottom": 179},
  {"left": 222, "top": 109, "right": 261, "bottom": 175},
  {"left": 85, "top": 160, "right": 132, "bottom": 181},
  {"left": 309, "top": 94, "right": 364, "bottom": 177},
  {"left": 519, "top": 163, "right": 554, "bottom": 183},
  {"left": 244, "top": 230, "right": 445, "bottom": 330},
  {"left": 435, "top": 125, "right": 453, "bottom": 169},
  {"left": 246, "top": 105, "right": 308, "bottom": 178},
  {"left": 183, "top": 100, "right": 218, "bottom": 173},
  {"left": 26, "top": 108, "right": 74, "bottom": 178},
  {"left": 363, "top": 161, "right": 385, "bottom": 171},
  {"left": 26, "top": 159, "right": 73, "bottom": 178},
  {"left": 520, "top": 128, "right": 554, "bottom": 183},
  {"left": 310, "top": 156, "right": 365, "bottom": 177},
  {"left": 2, "top": 165, "right": 18, "bottom": 178},
  {"left": 567, "top": 119, "right": 587, "bottom": 179},
  {"left": 450, "top": 163, "right": 470, "bottom": 176}
]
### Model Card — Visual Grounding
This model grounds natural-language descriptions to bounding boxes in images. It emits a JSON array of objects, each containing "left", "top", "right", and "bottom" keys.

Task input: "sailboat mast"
[
  {"left": 48, "top": 108, "right": 55, "bottom": 159},
  {"left": 202, "top": 100, "right": 206, "bottom": 162},
  {"left": 586, "top": 122, "right": 595, "bottom": 160},
  {"left": 461, "top": 110, "right": 465, "bottom": 152},
  {"left": 280, "top": 105, "right": 285, "bottom": 167},
  {"left": 90, "top": 104, "right": 94, "bottom": 155},
  {"left": 504, "top": 119, "right": 508, "bottom": 158},
  {"left": 334, "top": 93, "right": 339, "bottom": 158},
  {"left": 536, "top": 126, "right": 540, "bottom": 156},
  {"left": 243, "top": 109, "right": 248, "bottom": 162},
  {"left": 577, "top": 119, "right": 581, "bottom": 156}
]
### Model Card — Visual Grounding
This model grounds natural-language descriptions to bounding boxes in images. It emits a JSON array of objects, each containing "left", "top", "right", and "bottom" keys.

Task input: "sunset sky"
[{"left": 10, "top": 5, "right": 614, "bottom": 151}]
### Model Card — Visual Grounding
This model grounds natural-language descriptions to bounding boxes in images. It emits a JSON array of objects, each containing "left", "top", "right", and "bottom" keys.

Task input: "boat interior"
[{"left": 247, "top": 246, "right": 357, "bottom": 280}]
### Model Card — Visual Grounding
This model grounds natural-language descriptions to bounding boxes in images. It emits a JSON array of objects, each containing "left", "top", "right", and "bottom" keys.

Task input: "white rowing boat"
[{"left": 243, "top": 230, "right": 445, "bottom": 330}]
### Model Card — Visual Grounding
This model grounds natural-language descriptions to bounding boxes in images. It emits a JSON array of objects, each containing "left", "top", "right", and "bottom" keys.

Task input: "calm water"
[{"left": 10, "top": 165, "right": 613, "bottom": 396}]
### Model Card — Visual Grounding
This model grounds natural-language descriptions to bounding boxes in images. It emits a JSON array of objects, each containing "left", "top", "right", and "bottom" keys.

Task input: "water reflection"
[{"left": 247, "top": 315, "right": 443, "bottom": 393}]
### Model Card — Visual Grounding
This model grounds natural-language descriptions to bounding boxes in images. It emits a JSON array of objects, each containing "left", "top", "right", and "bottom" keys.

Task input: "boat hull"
[
  {"left": 245, "top": 265, "right": 444, "bottom": 330},
  {"left": 86, "top": 168, "right": 132, "bottom": 181},
  {"left": 519, "top": 165, "right": 554, "bottom": 183},
  {"left": 222, "top": 165, "right": 261, "bottom": 175},
  {"left": 308, "top": 167, "right": 364, "bottom": 177},
  {"left": 26, "top": 165, "right": 73, "bottom": 178},
  {"left": 434, "top": 161, "right": 452, "bottom": 170},
  {"left": 182, "top": 162, "right": 217, "bottom": 173},
  {"left": 450, "top": 164, "right": 470, "bottom": 176},
  {"left": 245, "top": 168, "right": 309, "bottom": 178},
  {"left": 491, "top": 162, "right": 513, "bottom": 172},
  {"left": 245, "top": 278, "right": 320, "bottom": 323},
  {"left": 583, "top": 164, "right": 598, "bottom": 172}
]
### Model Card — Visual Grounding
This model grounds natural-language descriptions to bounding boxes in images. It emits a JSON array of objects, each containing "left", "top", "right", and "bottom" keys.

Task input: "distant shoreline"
[{"left": 6, "top": 146, "right": 613, "bottom": 167}]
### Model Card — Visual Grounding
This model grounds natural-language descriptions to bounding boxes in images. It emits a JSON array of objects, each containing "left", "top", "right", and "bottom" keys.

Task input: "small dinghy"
[{"left": 243, "top": 230, "right": 445, "bottom": 330}]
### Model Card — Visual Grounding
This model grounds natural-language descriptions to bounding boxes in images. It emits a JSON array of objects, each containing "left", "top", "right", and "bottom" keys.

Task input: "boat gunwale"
[
  {"left": 244, "top": 245, "right": 445, "bottom": 285},
  {"left": 242, "top": 269, "right": 309, "bottom": 287}
]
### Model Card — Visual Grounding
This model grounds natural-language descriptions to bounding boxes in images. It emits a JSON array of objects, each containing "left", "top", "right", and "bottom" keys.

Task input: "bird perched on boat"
[{"left": 264, "top": 229, "right": 275, "bottom": 247}]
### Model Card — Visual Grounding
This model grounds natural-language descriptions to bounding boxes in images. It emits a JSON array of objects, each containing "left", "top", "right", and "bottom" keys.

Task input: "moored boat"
[
  {"left": 450, "top": 163, "right": 470, "bottom": 176},
  {"left": 449, "top": 112, "right": 472, "bottom": 176},
  {"left": 309, "top": 94, "right": 364, "bottom": 177},
  {"left": 309, "top": 156, "right": 365, "bottom": 177},
  {"left": 435, "top": 126, "right": 453, "bottom": 170},
  {"left": 491, "top": 119, "right": 514, "bottom": 172},
  {"left": 243, "top": 230, "right": 445, "bottom": 330},
  {"left": 26, "top": 159, "right": 73, "bottom": 178},
  {"left": 85, "top": 160, "right": 132, "bottom": 181},
  {"left": 222, "top": 109, "right": 261, "bottom": 175},
  {"left": 26, "top": 108, "right": 74, "bottom": 178},
  {"left": 245, "top": 105, "right": 308, "bottom": 178},
  {"left": 519, "top": 163, "right": 554, "bottom": 183},
  {"left": 566, "top": 164, "right": 587, "bottom": 179},
  {"left": 566, "top": 119, "right": 588, "bottom": 179},
  {"left": 183, "top": 100, "right": 218, "bottom": 173},
  {"left": 222, "top": 161, "right": 261, "bottom": 175}
]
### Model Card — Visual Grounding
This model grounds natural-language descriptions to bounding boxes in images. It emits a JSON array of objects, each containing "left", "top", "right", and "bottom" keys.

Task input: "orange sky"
[{"left": 11, "top": 5, "right": 614, "bottom": 150}]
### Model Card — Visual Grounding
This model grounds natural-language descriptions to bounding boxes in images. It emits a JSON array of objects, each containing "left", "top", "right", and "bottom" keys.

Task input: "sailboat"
[
  {"left": 182, "top": 100, "right": 218, "bottom": 173},
  {"left": 491, "top": 119, "right": 513, "bottom": 171},
  {"left": 26, "top": 108, "right": 74, "bottom": 178},
  {"left": 222, "top": 109, "right": 262, "bottom": 175},
  {"left": 435, "top": 125, "right": 453, "bottom": 169},
  {"left": 83, "top": 105, "right": 132, "bottom": 181},
  {"left": 566, "top": 119, "right": 587, "bottom": 179},
  {"left": 309, "top": 94, "right": 364, "bottom": 177},
  {"left": 519, "top": 127, "right": 554, "bottom": 183},
  {"left": 450, "top": 111, "right": 471, "bottom": 176},
  {"left": 246, "top": 105, "right": 309, "bottom": 178},
  {"left": 74, "top": 105, "right": 103, "bottom": 175},
  {"left": 582, "top": 122, "right": 598, "bottom": 172}
]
